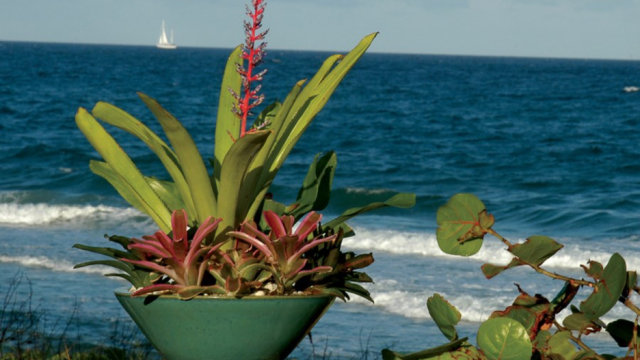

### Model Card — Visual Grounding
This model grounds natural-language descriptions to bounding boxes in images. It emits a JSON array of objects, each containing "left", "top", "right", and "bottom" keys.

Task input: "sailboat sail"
[{"left": 157, "top": 20, "right": 177, "bottom": 50}]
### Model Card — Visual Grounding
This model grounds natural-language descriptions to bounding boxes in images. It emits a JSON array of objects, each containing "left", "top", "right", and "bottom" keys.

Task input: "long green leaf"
[
  {"left": 75, "top": 108, "right": 171, "bottom": 232},
  {"left": 146, "top": 177, "right": 188, "bottom": 219},
  {"left": 215, "top": 130, "right": 271, "bottom": 244},
  {"left": 248, "top": 35, "right": 376, "bottom": 220},
  {"left": 72, "top": 244, "right": 136, "bottom": 261},
  {"left": 91, "top": 102, "right": 196, "bottom": 218},
  {"left": 269, "top": 34, "right": 377, "bottom": 171},
  {"left": 245, "top": 80, "right": 306, "bottom": 220},
  {"left": 89, "top": 161, "right": 151, "bottom": 218},
  {"left": 289, "top": 151, "right": 337, "bottom": 221},
  {"left": 73, "top": 259, "right": 133, "bottom": 273},
  {"left": 138, "top": 93, "right": 216, "bottom": 225},
  {"left": 214, "top": 45, "right": 243, "bottom": 193},
  {"left": 322, "top": 193, "right": 416, "bottom": 232}
]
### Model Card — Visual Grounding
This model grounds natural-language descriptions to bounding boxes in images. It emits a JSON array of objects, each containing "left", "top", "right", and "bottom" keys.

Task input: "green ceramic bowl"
[{"left": 115, "top": 287, "right": 335, "bottom": 360}]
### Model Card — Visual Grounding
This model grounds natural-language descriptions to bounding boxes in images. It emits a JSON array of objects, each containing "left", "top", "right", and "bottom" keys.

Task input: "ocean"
[{"left": 1, "top": 41, "right": 640, "bottom": 358}]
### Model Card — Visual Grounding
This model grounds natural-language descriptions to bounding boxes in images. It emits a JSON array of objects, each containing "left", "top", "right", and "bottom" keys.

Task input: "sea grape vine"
[{"left": 383, "top": 194, "right": 639, "bottom": 360}]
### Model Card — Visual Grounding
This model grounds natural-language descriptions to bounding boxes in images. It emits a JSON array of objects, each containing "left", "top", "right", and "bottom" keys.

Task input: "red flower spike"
[{"left": 232, "top": 0, "right": 269, "bottom": 138}]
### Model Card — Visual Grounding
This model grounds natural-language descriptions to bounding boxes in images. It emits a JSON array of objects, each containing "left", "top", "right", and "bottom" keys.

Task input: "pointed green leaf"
[
  {"left": 477, "top": 318, "right": 532, "bottom": 360},
  {"left": 509, "top": 235, "right": 563, "bottom": 266},
  {"left": 75, "top": 108, "right": 171, "bottom": 232},
  {"left": 244, "top": 80, "right": 306, "bottom": 220},
  {"left": 580, "top": 253, "right": 627, "bottom": 320},
  {"left": 253, "top": 101, "right": 281, "bottom": 129},
  {"left": 322, "top": 193, "right": 416, "bottom": 232},
  {"left": 436, "top": 194, "right": 488, "bottom": 256},
  {"left": 138, "top": 93, "right": 216, "bottom": 225},
  {"left": 247, "top": 35, "right": 377, "bottom": 221},
  {"left": 72, "top": 244, "right": 135, "bottom": 260},
  {"left": 482, "top": 258, "right": 522, "bottom": 279},
  {"left": 91, "top": 101, "right": 196, "bottom": 218},
  {"left": 214, "top": 45, "right": 243, "bottom": 192},
  {"left": 216, "top": 130, "right": 271, "bottom": 243},
  {"left": 289, "top": 151, "right": 337, "bottom": 221},
  {"left": 427, "top": 294, "right": 462, "bottom": 341},
  {"left": 73, "top": 259, "right": 133, "bottom": 273}
]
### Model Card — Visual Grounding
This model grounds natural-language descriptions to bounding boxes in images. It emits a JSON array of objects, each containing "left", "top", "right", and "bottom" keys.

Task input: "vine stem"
[
  {"left": 554, "top": 321, "right": 606, "bottom": 360},
  {"left": 626, "top": 298, "right": 640, "bottom": 317},
  {"left": 486, "top": 229, "right": 595, "bottom": 288}
]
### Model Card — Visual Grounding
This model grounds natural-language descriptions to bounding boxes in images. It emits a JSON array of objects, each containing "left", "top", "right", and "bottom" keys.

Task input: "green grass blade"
[
  {"left": 91, "top": 102, "right": 197, "bottom": 219},
  {"left": 75, "top": 108, "right": 171, "bottom": 232},
  {"left": 138, "top": 93, "right": 216, "bottom": 225}
]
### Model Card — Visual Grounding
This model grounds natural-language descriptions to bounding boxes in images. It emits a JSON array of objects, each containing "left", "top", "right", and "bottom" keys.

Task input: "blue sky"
[{"left": 1, "top": 0, "right": 639, "bottom": 59}]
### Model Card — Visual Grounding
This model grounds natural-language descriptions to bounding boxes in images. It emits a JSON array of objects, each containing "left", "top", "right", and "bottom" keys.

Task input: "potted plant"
[
  {"left": 382, "top": 194, "right": 638, "bottom": 360},
  {"left": 72, "top": 1, "right": 415, "bottom": 359}
]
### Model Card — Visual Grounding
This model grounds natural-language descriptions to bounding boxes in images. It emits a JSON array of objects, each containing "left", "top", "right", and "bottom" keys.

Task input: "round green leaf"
[
  {"left": 436, "top": 194, "right": 487, "bottom": 256},
  {"left": 427, "top": 294, "right": 462, "bottom": 341},
  {"left": 547, "top": 331, "right": 577, "bottom": 359},
  {"left": 477, "top": 318, "right": 532, "bottom": 360},
  {"left": 580, "top": 253, "right": 627, "bottom": 320}
]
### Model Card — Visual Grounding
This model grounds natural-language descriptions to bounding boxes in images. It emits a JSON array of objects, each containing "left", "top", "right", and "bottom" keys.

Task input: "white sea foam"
[
  {"left": 351, "top": 278, "right": 636, "bottom": 324},
  {"left": 345, "top": 187, "right": 393, "bottom": 195},
  {"left": 0, "top": 255, "right": 113, "bottom": 275},
  {"left": 0, "top": 203, "right": 145, "bottom": 227},
  {"left": 344, "top": 227, "right": 640, "bottom": 271},
  {"left": 349, "top": 279, "right": 514, "bottom": 323}
]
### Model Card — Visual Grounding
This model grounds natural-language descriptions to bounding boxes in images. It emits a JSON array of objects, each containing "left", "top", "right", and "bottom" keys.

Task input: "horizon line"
[{"left": 1, "top": 39, "right": 638, "bottom": 63}]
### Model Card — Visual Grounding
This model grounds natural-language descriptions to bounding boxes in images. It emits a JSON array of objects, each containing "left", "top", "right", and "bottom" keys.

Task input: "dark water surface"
[{"left": 1, "top": 41, "right": 640, "bottom": 357}]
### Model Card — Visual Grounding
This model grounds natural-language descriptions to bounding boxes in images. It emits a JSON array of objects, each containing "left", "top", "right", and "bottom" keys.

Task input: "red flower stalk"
[{"left": 230, "top": 0, "right": 269, "bottom": 138}]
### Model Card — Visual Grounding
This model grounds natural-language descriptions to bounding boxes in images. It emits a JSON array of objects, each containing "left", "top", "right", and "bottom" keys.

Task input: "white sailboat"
[{"left": 157, "top": 20, "right": 177, "bottom": 50}]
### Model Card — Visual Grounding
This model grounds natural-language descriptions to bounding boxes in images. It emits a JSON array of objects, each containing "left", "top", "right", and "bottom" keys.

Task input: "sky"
[{"left": 1, "top": 0, "right": 640, "bottom": 60}]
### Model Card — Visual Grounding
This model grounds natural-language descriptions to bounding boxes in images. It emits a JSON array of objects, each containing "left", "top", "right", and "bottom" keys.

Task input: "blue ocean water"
[{"left": 1, "top": 41, "right": 640, "bottom": 357}]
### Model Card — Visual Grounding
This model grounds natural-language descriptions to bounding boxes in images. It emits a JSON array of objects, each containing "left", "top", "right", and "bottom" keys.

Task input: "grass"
[
  {"left": 1, "top": 272, "right": 385, "bottom": 360},
  {"left": 0, "top": 272, "right": 152, "bottom": 360}
]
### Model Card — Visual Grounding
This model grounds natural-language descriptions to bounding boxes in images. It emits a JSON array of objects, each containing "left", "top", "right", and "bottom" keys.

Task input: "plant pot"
[{"left": 115, "top": 287, "right": 335, "bottom": 360}]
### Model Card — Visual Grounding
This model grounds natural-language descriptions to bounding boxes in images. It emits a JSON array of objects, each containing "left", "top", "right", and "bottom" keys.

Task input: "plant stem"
[{"left": 487, "top": 229, "right": 595, "bottom": 287}]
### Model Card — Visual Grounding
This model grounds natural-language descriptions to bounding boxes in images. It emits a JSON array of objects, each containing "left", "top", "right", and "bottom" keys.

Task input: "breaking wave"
[
  {"left": 0, "top": 202, "right": 148, "bottom": 227},
  {"left": 0, "top": 255, "right": 113, "bottom": 275},
  {"left": 344, "top": 227, "right": 640, "bottom": 271}
]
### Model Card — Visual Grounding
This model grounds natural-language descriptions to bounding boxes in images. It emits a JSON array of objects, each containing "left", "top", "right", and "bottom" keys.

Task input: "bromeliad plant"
[
  {"left": 383, "top": 194, "right": 639, "bottom": 360},
  {"left": 73, "top": 0, "right": 415, "bottom": 301}
]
